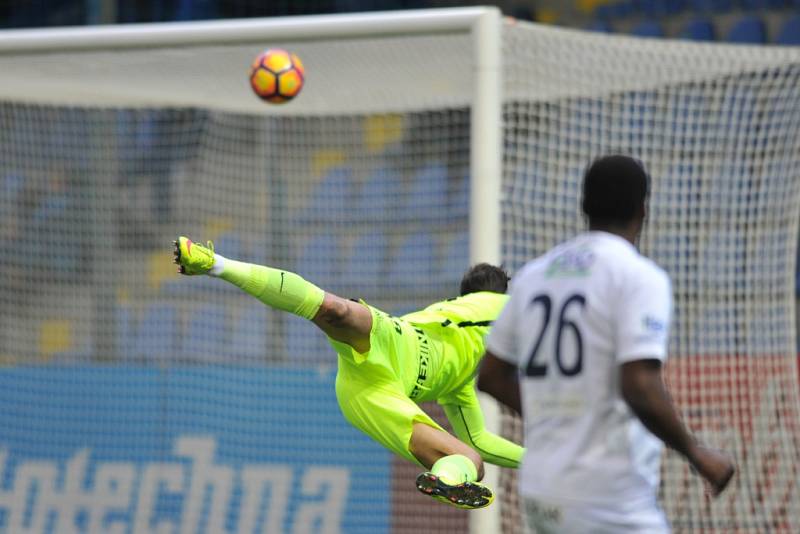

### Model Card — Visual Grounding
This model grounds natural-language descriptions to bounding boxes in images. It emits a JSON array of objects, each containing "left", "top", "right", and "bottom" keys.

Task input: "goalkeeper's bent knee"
[{"left": 213, "top": 256, "right": 324, "bottom": 320}]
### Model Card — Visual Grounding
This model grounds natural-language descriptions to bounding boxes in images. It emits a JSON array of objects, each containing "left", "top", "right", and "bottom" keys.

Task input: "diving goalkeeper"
[{"left": 173, "top": 236, "right": 523, "bottom": 509}]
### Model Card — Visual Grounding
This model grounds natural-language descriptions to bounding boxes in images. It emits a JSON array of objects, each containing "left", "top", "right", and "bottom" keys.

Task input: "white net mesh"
[
  {"left": 0, "top": 20, "right": 475, "bottom": 532},
  {"left": 0, "top": 107, "right": 474, "bottom": 532},
  {"left": 1, "top": 13, "right": 800, "bottom": 533},
  {"left": 501, "top": 21, "right": 800, "bottom": 533}
]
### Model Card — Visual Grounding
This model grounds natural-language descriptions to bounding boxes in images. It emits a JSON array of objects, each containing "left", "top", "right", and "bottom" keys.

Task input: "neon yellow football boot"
[
  {"left": 415, "top": 471, "right": 495, "bottom": 510},
  {"left": 173, "top": 236, "right": 215, "bottom": 275}
]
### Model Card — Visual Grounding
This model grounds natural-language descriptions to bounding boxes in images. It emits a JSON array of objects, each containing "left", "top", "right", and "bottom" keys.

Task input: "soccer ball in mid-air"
[{"left": 249, "top": 49, "right": 305, "bottom": 104}]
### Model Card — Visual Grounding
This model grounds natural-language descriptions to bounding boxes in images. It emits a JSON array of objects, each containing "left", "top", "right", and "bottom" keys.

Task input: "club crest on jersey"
[
  {"left": 643, "top": 315, "right": 665, "bottom": 332},
  {"left": 545, "top": 248, "right": 595, "bottom": 278}
]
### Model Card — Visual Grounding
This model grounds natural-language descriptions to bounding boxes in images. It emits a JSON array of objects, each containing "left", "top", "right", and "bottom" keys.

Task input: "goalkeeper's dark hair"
[
  {"left": 581, "top": 154, "right": 649, "bottom": 226},
  {"left": 460, "top": 263, "right": 510, "bottom": 296}
]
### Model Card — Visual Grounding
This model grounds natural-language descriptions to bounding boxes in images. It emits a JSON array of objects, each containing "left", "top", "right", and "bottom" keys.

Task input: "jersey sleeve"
[
  {"left": 485, "top": 282, "right": 520, "bottom": 364},
  {"left": 439, "top": 383, "right": 524, "bottom": 468},
  {"left": 615, "top": 263, "right": 672, "bottom": 364}
]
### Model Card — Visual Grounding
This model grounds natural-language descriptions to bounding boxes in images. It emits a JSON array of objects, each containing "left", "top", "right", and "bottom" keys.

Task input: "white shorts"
[{"left": 523, "top": 496, "right": 670, "bottom": 534}]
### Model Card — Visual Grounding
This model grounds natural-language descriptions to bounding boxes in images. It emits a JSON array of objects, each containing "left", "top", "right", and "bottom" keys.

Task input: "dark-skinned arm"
[
  {"left": 621, "top": 358, "right": 735, "bottom": 495},
  {"left": 477, "top": 350, "right": 522, "bottom": 416}
]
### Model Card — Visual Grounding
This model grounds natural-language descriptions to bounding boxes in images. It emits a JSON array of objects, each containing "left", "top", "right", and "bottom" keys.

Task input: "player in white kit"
[{"left": 477, "top": 155, "right": 734, "bottom": 533}]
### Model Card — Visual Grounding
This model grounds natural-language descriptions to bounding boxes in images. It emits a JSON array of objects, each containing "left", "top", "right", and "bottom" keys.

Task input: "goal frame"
[{"left": 0, "top": 8, "right": 505, "bottom": 533}]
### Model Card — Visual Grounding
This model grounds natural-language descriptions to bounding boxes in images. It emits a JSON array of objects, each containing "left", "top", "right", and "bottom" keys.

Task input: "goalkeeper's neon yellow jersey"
[{"left": 401, "top": 291, "right": 509, "bottom": 404}]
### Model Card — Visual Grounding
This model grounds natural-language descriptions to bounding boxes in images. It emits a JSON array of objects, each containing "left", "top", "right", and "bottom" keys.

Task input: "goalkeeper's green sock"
[
  {"left": 211, "top": 255, "right": 324, "bottom": 320},
  {"left": 430, "top": 454, "right": 478, "bottom": 485}
]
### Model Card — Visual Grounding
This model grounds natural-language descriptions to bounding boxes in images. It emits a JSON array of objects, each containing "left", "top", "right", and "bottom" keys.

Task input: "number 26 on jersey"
[{"left": 525, "top": 293, "right": 586, "bottom": 378}]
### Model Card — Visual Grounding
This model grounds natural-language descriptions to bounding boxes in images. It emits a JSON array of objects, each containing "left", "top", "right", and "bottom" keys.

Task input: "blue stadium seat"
[
  {"left": 132, "top": 302, "right": 178, "bottom": 360},
  {"left": 248, "top": 233, "right": 271, "bottom": 266},
  {"left": 230, "top": 303, "right": 269, "bottom": 360},
  {"left": 631, "top": 20, "right": 665, "bottom": 37},
  {"left": 739, "top": 0, "right": 783, "bottom": 8},
  {"left": 387, "top": 302, "right": 422, "bottom": 317},
  {"left": 388, "top": 232, "right": 438, "bottom": 290},
  {"left": 726, "top": 16, "right": 766, "bottom": 43},
  {"left": 2, "top": 173, "right": 25, "bottom": 203},
  {"left": 687, "top": 0, "right": 732, "bottom": 11},
  {"left": 357, "top": 165, "right": 404, "bottom": 223},
  {"left": 586, "top": 19, "right": 613, "bottom": 33},
  {"left": 116, "top": 304, "right": 135, "bottom": 360},
  {"left": 285, "top": 314, "right": 331, "bottom": 363},
  {"left": 160, "top": 270, "right": 220, "bottom": 297},
  {"left": 214, "top": 231, "right": 245, "bottom": 262},
  {"left": 405, "top": 162, "right": 449, "bottom": 223},
  {"left": 340, "top": 231, "right": 389, "bottom": 291},
  {"left": 440, "top": 232, "right": 470, "bottom": 287},
  {"left": 638, "top": 0, "right": 685, "bottom": 16},
  {"left": 666, "top": 0, "right": 687, "bottom": 13},
  {"left": 449, "top": 174, "right": 469, "bottom": 220},
  {"left": 776, "top": 15, "right": 800, "bottom": 45},
  {"left": 680, "top": 18, "right": 715, "bottom": 40},
  {"left": 592, "top": 4, "right": 614, "bottom": 19},
  {"left": 595, "top": 0, "right": 636, "bottom": 19},
  {"left": 296, "top": 166, "right": 356, "bottom": 224},
  {"left": 181, "top": 303, "right": 228, "bottom": 361},
  {"left": 295, "top": 233, "right": 341, "bottom": 289}
]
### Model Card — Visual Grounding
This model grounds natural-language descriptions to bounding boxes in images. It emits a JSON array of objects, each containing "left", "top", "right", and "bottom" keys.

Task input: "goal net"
[
  {"left": 0, "top": 9, "right": 798, "bottom": 533},
  {"left": 500, "top": 22, "right": 800, "bottom": 534}
]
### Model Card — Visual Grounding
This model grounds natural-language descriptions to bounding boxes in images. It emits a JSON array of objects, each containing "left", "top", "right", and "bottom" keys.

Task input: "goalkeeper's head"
[
  {"left": 460, "top": 263, "right": 510, "bottom": 295},
  {"left": 581, "top": 154, "right": 649, "bottom": 235}
]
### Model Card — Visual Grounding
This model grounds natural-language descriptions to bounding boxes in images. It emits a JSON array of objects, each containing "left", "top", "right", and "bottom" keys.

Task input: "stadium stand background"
[
  {"left": 2, "top": 0, "right": 800, "bottom": 47},
  {"left": 1, "top": 2, "right": 799, "bottom": 533},
  {"left": 2, "top": 0, "right": 798, "bottom": 367}
]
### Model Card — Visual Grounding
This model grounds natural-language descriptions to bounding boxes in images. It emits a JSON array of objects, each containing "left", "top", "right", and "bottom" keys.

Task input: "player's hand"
[{"left": 690, "top": 445, "right": 735, "bottom": 497}]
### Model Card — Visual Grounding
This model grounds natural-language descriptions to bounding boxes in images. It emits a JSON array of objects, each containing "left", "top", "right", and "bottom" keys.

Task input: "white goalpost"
[
  {"left": 0, "top": 7, "right": 799, "bottom": 534},
  {"left": 0, "top": 8, "right": 506, "bottom": 534}
]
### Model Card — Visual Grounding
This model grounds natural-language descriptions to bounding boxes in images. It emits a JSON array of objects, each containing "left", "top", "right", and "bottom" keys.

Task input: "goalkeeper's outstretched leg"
[{"left": 173, "top": 236, "right": 373, "bottom": 351}]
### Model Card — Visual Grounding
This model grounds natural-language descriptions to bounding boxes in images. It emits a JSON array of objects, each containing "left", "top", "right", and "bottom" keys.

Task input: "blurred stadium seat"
[
  {"left": 131, "top": 302, "right": 178, "bottom": 360},
  {"left": 631, "top": 20, "right": 666, "bottom": 37},
  {"left": 213, "top": 231, "right": 245, "bottom": 262},
  {"left": 687, "top": 0, "right": 733, "bottom": 11},
  {"left": 230, "top": 303, "right": 269, "bottom": 360},
  {"left": 296, "top": 165, "right": 356, "bottom": 224},
  {"left": 0, "top": 173, "right": 24, "bottom": 216},
  {"left": 776, "top": 15, "right": 800, "bottom": 45},
  {"left": 115, "top": 303, "right": 135, "bottom": 360},
  {"left": 638, "top": 0, "right": 685, "bottom": 16},
  {"left": 387, "top": 301, "right": 423, "bottom": 317},
  {"left": 440, "top": 231, "right": 470, "bottom": 287},
  {"left": 388, "top": 232, "right": 438, "bottom": 290},
  {"left": 726, "top": 15, "right": 766, "bottom": 43},
  {"left": 594, "top": 1, "right": 636, "bottom": 19},
  {"left": 586, "top": 19, "right": 613, "bottom": 32},
  {"left": 341, "top": 231, "right": 388, "bottom": 291},
  {"left": 680, "top": 18, "right": 715, "bottom": 40},
  {"left": 357, "top": 165, "right": 404, "bottom": 223},
  {"left": 739, "top": 0, "right": 783, "bottom": 8},
  {"left": 449, "top": 174, "right": 469, "bottom": 220},
  {"left": 405, "top": 162, "right": 448, "bottom": 223},
  {"left": 296, "top": 233, "right": 341, "bottom": 289},
  {"left": 181, "top": 303, "right": 228, "bottom": 361},
  {"left": 284, "top": 314, "right": 332, "bottom": 363}
]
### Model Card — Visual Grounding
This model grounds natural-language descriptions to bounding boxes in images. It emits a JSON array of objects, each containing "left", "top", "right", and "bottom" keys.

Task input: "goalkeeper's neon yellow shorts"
[{"left": 328, "top": 302, "right": 445, "bottom": 466}]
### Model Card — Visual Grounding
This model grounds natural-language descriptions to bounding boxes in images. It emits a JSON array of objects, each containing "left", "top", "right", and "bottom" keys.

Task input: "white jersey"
[{"left": 487, "top": 231, "right": 672, "bottom": 514}]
